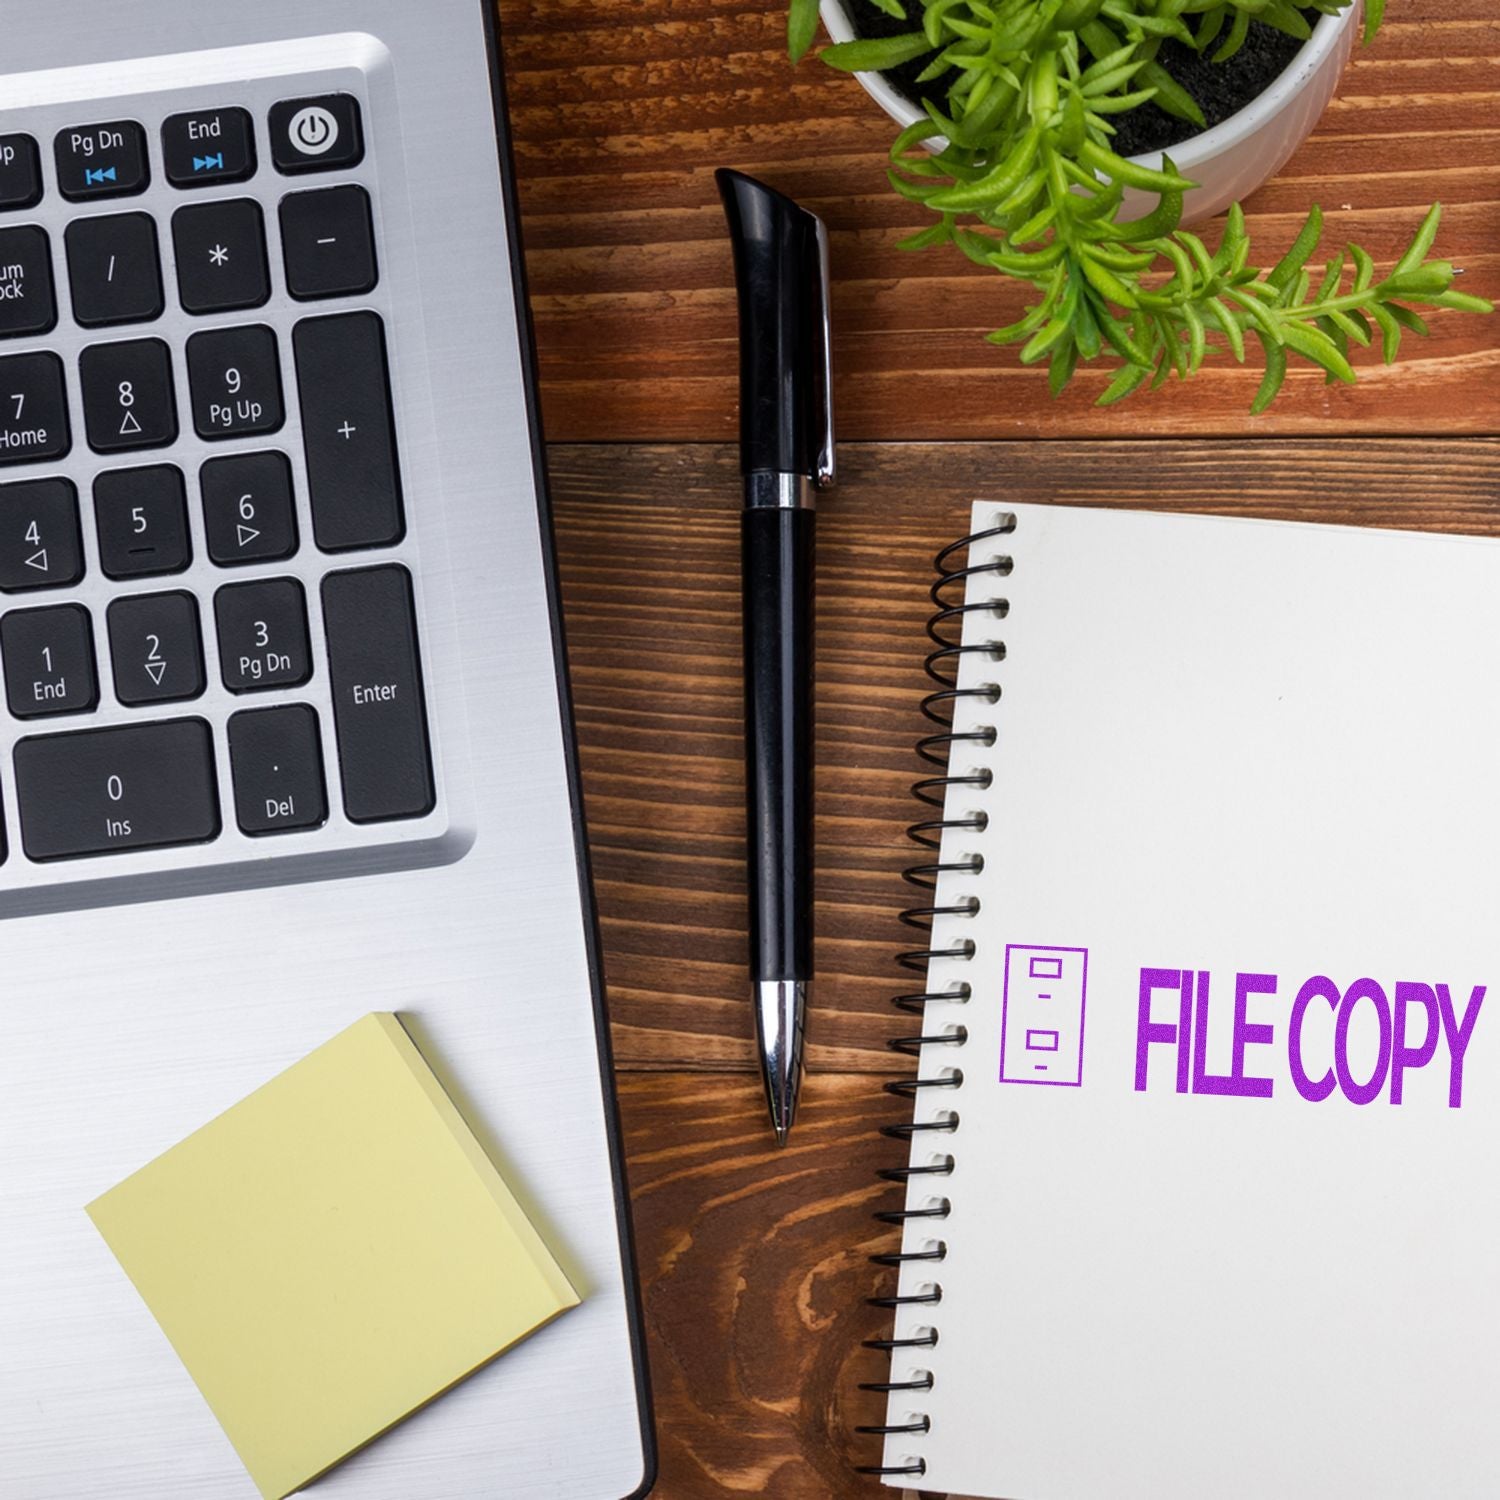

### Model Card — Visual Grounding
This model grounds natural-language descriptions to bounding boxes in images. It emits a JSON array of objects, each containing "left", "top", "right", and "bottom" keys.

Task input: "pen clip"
[{"left": 812, "top": 216, "right": 836, "bottom": 489}]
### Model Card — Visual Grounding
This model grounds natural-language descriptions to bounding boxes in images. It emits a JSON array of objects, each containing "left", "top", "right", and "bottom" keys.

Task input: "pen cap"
[{"left": 717, "top": 169, "right": 835, "bottom": 486}]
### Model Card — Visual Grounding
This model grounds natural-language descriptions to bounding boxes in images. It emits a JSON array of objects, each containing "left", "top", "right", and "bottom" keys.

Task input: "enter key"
[{"left": 322, "top": 564, "right": 434, "bottom": 824}]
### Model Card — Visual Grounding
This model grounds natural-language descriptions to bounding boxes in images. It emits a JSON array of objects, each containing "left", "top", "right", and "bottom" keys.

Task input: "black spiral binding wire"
[{"left": 855, "top": 514, "right": 1015, "bottom": 1484}]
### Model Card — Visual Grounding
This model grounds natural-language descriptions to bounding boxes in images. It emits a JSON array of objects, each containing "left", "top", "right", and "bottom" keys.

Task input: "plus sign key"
[
  {"left": 54, "top": 121, "right": 149, "bottom": 202},
  {"left": 293, "top": 311, "right": 403, "bottom": 550}
]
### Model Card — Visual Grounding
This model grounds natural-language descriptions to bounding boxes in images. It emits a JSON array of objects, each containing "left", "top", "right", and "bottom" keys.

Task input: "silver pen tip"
[{"left": 754, "top": 979, "right": 807, "bottom": 1147}]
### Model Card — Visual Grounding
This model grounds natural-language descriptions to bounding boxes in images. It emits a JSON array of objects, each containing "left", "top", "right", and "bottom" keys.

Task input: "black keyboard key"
[
  {"left": 201, "top": 451, "right": 298, "bottom": 566},
  {"left": 79, "top": 338, "right": 176, "bottom": 453},
  {"left": 214, "top": 577, "right": 311, "bottom": 692},
  {"left": 0, "top": 352, "right": 69, "bottom": 466},
  {"left": 280, "top": 186, "right": 377, "bottom": 301},
  {"left": 55, "top": 121, "right": 150, "bottom": 202},
  {"left": 14, "top": 718, "right": 219, "bottom": 860},
  {"left": 322, "top": 566, "right": 433, "bottom": 822},
  {"left": 187, "top": 324, "right": 283, "bottom": 440},
  {"left": 228, "top": 704, "right": 327, "bottom": 835},
  {"left": 172, "top": 199, "right": 270, "bottom": 315},
  {"left": 94, "top": 465, "right": 191, "bottom": 579},
  {"left": 64, "top": 213, "right": 163, "bottom": 328},
  {"left": 1, "top": 603, "right": 97, "bottom": 718},
  {"left": 107, "top": 591, "right": 205, "bottom": 706},
  {"left": 294, "top": 312, "right": 402, "bottom": 551},
  {"left": 270, "top": 95, "right": 364, "bottom": 175},
  {"left": 0, "top": 136, "right": 42, "bottom": 212},
  {"left": 0, "top": 226, "right": 56, "bottom": 339},
  {"left": 0, "top": 479, "right": 83, "bottom": 593},
  {"left": 162, "top": 108, "right": 256, "bottom": 189}
]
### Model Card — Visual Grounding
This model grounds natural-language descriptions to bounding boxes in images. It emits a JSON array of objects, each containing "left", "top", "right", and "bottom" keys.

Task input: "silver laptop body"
[{"left": 0, "top": 2, "right": 654, "bottom": 1495}]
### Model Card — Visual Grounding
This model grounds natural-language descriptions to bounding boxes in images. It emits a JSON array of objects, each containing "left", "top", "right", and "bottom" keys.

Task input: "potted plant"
[{"left": 785, "top": 0, "right": 1492, "bottom": 409}]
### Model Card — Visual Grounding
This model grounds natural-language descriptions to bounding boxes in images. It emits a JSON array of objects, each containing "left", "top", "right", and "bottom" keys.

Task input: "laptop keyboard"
[{"left": 0, "top": 84, "right": 439, "bottom": 877}]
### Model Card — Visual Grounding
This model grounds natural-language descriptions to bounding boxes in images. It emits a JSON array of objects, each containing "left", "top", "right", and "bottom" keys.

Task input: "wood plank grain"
[
  {"left": 502, "top": 0, "right": 1500, "bottom": 441},
  {"left": 552, "top": 438, "right": 1500, "bottom": 1073},
  {"left": 617, "top": 1070, "right": 905, "bottom": 1498}
]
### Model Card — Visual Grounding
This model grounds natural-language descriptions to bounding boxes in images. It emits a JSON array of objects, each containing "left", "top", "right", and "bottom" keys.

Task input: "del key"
[{"left": 322, "top": 565, "right": 433, "bottom": 823}]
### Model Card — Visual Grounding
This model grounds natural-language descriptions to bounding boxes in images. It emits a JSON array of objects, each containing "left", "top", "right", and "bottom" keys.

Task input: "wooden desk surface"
[{"left": 500, "top": 2, "right": 1500, "bottom": 1494}]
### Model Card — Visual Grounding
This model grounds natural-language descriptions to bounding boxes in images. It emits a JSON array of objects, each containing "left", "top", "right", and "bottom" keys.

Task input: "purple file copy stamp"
[{"left": 1000, "top": 945, "right": 1088, "bottom": 1086}]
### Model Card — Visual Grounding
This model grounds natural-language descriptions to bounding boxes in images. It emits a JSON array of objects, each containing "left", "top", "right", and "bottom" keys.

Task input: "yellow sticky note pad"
[{"left": 87, "top": 1013, "right": 580, "bottom": 1500}]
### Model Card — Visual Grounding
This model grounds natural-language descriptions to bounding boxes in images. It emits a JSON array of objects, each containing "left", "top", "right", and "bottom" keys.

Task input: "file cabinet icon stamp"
[{"left": 1000, "top": 944, "right": 1088, "bottom": 1086}]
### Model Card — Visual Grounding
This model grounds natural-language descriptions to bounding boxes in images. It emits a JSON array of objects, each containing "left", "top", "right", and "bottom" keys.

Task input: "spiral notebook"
[{"left": 873, "top": 501, "right": 1500, "bottom": 1499}]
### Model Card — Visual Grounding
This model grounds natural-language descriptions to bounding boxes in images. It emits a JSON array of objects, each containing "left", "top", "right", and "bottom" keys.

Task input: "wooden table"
[{"left": 499, "top": 3, "right": 1500, "bottom": 1493}]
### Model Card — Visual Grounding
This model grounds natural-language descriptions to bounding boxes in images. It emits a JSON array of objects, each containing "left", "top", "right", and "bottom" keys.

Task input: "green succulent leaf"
[
  {"left": 1097, "top": 359, "right": 1153, "bottom": 406},
  {"left": 1250, "top": 335, "right": 1288, "bottom": 415},
  {"left": 1137, "top": 60, "right": 1206, "bottom": 126},
  {"left": 1205, "top": 296, "right": 1246, "bottom": 363},
  {"left": 1280, "top": 321, "right": 1357, "bottom": 384},
  {"left": 821, "top": 31, "right": 933, "bottom": 71},
  {"left": 1367, "top": 303, "right": 1403, "bottom": 363},
  {"left": 1393, "top": 203, "right": 1444, "bottom": 276},
  {"left": 788, "top": 0, "right": 821, "bottom": 63},
  {"left": 1268, "top": 206, "right": 1324, "bottom": 292},
  {"left": 1212, "top": 7, "right": 1251, "bottom": 62}
]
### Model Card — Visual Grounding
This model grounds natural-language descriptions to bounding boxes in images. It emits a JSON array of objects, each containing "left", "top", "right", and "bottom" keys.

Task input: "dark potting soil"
[{"left": 851, "top": 4, "right": 1308, "bottom": 158}]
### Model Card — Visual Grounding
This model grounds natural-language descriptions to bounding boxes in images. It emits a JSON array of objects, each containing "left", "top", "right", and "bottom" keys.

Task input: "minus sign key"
[{"left": 280, "top": 184, "right": 377, "bottom": 301}]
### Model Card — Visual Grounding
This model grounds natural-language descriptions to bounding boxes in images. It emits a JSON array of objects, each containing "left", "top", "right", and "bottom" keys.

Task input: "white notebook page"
[{"left": 883, "top": 502, "right": 1500, "bottom": 1498}]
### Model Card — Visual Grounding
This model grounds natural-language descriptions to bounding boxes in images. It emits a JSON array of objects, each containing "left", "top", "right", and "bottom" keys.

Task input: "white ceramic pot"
[{"left": 818, "top": 0, "right": 1358, "bottom": 224}]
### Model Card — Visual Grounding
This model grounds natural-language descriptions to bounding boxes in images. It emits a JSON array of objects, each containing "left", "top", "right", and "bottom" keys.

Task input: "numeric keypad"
[{"left": 0, "top": 85, "right": 440, "bottom": 879}]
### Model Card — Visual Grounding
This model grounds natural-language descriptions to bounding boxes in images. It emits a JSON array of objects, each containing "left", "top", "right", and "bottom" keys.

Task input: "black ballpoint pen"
[{"left": 717, "top": 169, "right": 835, "bottom": 1146}]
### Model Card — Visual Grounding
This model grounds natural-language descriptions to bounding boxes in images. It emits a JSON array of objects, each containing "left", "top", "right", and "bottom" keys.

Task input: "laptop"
[{"left": 0, "top": 2, "right": 655, "bottom": 1496}]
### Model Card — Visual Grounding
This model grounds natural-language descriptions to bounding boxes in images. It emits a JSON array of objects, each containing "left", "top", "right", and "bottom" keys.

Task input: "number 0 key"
[{"left": 14, "top": 718, "right": 219, "bottom": 860}]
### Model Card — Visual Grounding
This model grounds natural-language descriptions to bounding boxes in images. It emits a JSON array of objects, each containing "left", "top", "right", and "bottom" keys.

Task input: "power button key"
[{"left": 269, "top": 95, "right": 364, "bottom": 176}]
